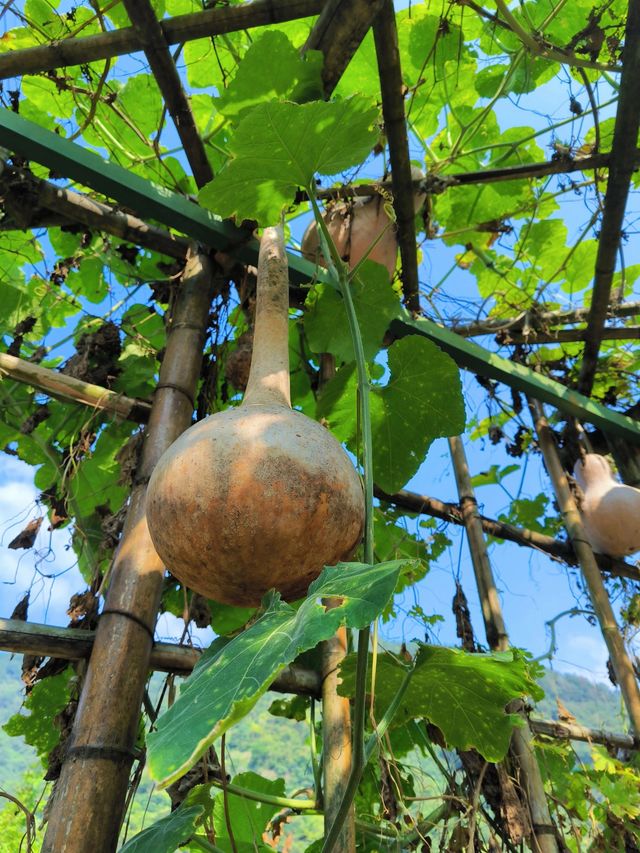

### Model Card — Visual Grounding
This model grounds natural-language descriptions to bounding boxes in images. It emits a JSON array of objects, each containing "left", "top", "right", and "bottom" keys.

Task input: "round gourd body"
[{"left": 145, "top": 404, "right": 365, "bottom": 606}]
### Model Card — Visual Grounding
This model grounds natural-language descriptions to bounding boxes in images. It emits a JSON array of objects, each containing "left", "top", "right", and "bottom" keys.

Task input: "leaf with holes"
[{"left": 147, "top": 559, "right": 408, "bottom": 787}]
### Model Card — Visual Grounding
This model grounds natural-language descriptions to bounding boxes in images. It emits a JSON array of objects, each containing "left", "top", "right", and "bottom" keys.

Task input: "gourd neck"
[
  {"left": 242, "top": 225, "right": 292, "bottom": 409},
  {"left": 574, "top": 454, "right": 617, "bottom": 491}
]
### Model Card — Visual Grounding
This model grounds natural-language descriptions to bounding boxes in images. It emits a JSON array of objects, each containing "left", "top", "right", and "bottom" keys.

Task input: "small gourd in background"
[
  {"left": 300, "top": 168, "right": 425, "bottom": 277},
  {"left": 573, "top": 453, "right": 640, "bottom": 558},
  {"left": 145, "top": 226, "right": 365, "bottom": 607}
]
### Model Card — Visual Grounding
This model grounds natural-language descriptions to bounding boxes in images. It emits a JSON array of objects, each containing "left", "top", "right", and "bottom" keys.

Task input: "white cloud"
[
  {"left": 552, "top": 625, "right": 611, "bottom": 685},
  {"left": 0, "top": 459, "right": 79, "bottom": 625}
]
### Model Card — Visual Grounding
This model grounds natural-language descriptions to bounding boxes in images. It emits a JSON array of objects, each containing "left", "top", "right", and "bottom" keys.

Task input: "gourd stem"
[
  {"left": 309, "top": 189, "right": 375, "bottom": 853},
  {"left": 242, "top": 224, "right": 291, "bottom": 408}
]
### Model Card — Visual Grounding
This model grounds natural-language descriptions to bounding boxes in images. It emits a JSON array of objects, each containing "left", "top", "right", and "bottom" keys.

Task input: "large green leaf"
[
  {"left": 318, "top": 336, "right": 465, "bottom": 492},
  {"left": 338, "top": 646, "right": 544, "bottom": 762},
  {"left": 198, "top": 98, "right": 379, "bottom": 224},
  {"left": 119, "top": 805, "right": 204, "bottom": 853},
  {"left": 216, "top": 30, "right": 323, "bottom": 119},
  {"left": 147, "top": 559, "right": 409, "bottom": 787},
  {"left": 304, "top": 261, "right": 402, "bottom": 363},
  {"left": 212, "top": 772, "right": 285, "bottom": 852}
]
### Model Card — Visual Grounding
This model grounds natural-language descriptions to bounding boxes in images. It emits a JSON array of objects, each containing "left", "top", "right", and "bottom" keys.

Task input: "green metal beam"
[
  {"left": 0, "top": 109, "right": 319, "bottom": 285},
  {"left": 2, "top": 109, "right": 639, "bottom": 443},
  {"left": 391, "top": 317, "right": 640, "bottom": 443}
]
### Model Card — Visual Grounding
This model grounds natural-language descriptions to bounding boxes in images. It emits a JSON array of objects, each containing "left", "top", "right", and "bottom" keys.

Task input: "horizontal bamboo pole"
[
  {"left": 1, "top": 168, "right": 191, "bottom": 259},
  {"left": 0, "top": 618, "right": 322, "bottom": 694},
  {"left": 502, "top": 325, "right": 640, "bottom": 345},
  {"left": 529, "top": 717, "right": 638, "bottom": 751},
  {"left": 449, "top": 301, "right": 640, "bottom": 339},
  {"left": 0, "top": 0, "right": 325, "bottom": 79},
  {"left": 0, "top": 352, "right": 152, "bottom": 423},
  {"left": 2, "top": 618, "right": 634, "bottom": 752},
  {"left": 375, "top": 487, "right": 640, "bottom": 582}
]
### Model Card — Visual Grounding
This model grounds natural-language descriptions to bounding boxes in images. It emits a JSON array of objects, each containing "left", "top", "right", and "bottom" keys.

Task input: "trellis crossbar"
[{"left": 2, "top": 109, "right": 640, "bottom": 443}]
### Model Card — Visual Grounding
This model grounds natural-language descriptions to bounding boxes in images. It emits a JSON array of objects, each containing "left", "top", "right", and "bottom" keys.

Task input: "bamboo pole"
[
  {"left": 448, "top": 436, "right": 559, "bottom": 853},
  {"left": 372, "top": 0, "right": 420, "bottom": 313},
  {"left": 42, "top": 249, "right": 217, "bottom": 853},
  {"left": 529, "top": 718, "right": 638, "bottom": 752},
  {"left": 0, "top": 618, "right": 322, "bottom": 695},
  {"left": 0, "top": 352, "right": 151, "bottom": 422},
  {"left": 0, "top": 0, "right": 325, "bottom": 79},
  {"left": 576, "top": 0, "right": 640, "bottom": 396},
  {"left": 1, "top": 167, "right": 190, "bottom": 259},
  {"left": 121, "top": 0, "right": 213, "bottom": 189},
  {"left": 321, "top": 620, "right": 355, "bottom": 851},
  {"left": 317, "top": 355, "right": 355, "bottom": 851},
  {"left": 530, "top": 399, "right": 640, "bottom": 734},
  {"left": 302, "top": 0, "right": 384, "bottom": 96}
]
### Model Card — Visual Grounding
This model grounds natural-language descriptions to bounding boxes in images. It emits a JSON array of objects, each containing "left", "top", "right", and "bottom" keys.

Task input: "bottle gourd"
[
  {"left": 573, "top": 453, "right": 640, "bottom": 558},
  {"left": 145, "top": 226, "right": 365, "bottom": 606},
  {"left": 300, "top": 168, "right": 425, "bottom": 277}
]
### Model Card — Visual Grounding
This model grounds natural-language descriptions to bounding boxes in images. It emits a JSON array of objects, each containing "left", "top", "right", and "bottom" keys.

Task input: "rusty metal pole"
[{"left": 42, "top": 249, "right": 217, "bottom": 853}]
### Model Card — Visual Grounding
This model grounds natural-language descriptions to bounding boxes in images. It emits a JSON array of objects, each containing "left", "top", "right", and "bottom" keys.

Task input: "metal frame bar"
[{"left": 3, "top": 109, "right": 640, "bottom": 443}]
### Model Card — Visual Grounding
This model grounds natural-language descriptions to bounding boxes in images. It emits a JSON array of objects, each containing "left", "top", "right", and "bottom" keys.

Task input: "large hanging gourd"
[
  {"left": 300, "top": 168, "right": 425, "bottom": 277},
  {"left": 573, "top": 453, "right": 640, "bottom": 558},
  {"left": 145, "top": 226, "right": 365, "bottom": 606}
]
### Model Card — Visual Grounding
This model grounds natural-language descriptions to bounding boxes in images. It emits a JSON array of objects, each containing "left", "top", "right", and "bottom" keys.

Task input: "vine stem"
[
  {"left": 308, "top": 189, "right": 377, "bottom": 853},
  {"left": 205, "top": 777, "right": 318, "bottom": 812},
  {"left": 306, "top": 189, "right": 419, "bottom": 850}
]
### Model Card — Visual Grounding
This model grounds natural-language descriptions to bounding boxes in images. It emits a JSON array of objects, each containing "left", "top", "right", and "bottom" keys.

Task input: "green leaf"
[
  {"left": 119, "top": 805, "right": 204, "bottom": 853},
  {"left": 212, "top": 771, "right": 285, "bottom": 851},
  {"left": 470, "top": 463, "right": 520, "bottom": 488},
  {"left": 319, "top": 336, "right": 465, "bottom": 493},
  {"left": 209, "top": 600, "right": 256, "bottom": 636},
  {"left": 3, "top": 668, "right": 72, "bottom": 765},
  {"left": 216, "top": 30, "right": 323, "bottom": 119},
  {"left": 198, "top": 98, "right": 379, "bottom": 224},
  {"left": 268, "top": 695, "right": 309, "bottom": 721},
  {"left": 338, "top": 646, "right": 543, "bottom": 762},
  {"left": 147, "top": 559, "right": 408, "bottom": 787},
  {"left": 304, "top": 261, "right": 401, "bottom": 363}
]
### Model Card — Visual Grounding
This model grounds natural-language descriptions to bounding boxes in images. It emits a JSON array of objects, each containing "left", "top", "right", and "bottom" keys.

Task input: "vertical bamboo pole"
[
  {"left": 319, "top": 353, "right": 355, "bottom": 851},
  {"left": 321, "top": 620, "right": 355, "bottom": 852},
  {"left": 43, "top": 249, "right": 218, "bottom": 853},
  {"left": 448, "top": 436, "right": 559, "bottom": 853},
  {"left": 530, "top": 400, "right": 640, "bottom": 733}
]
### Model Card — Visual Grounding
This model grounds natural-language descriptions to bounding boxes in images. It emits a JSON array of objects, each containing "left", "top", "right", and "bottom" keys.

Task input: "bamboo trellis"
[{"left": 0, "top": 0, "right": 639, "bottom": 851}]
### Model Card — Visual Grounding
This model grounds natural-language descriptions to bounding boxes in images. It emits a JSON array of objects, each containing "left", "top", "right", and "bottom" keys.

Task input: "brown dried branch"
[
  {"left": 500, "top": 325, "right": 640, "bottom": 345},
  {"left": 530, "top": 717, "right": 639, "bottom": 751},
  {"left": 448, "top": 301, "right": 640, "bottom": 338}
]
